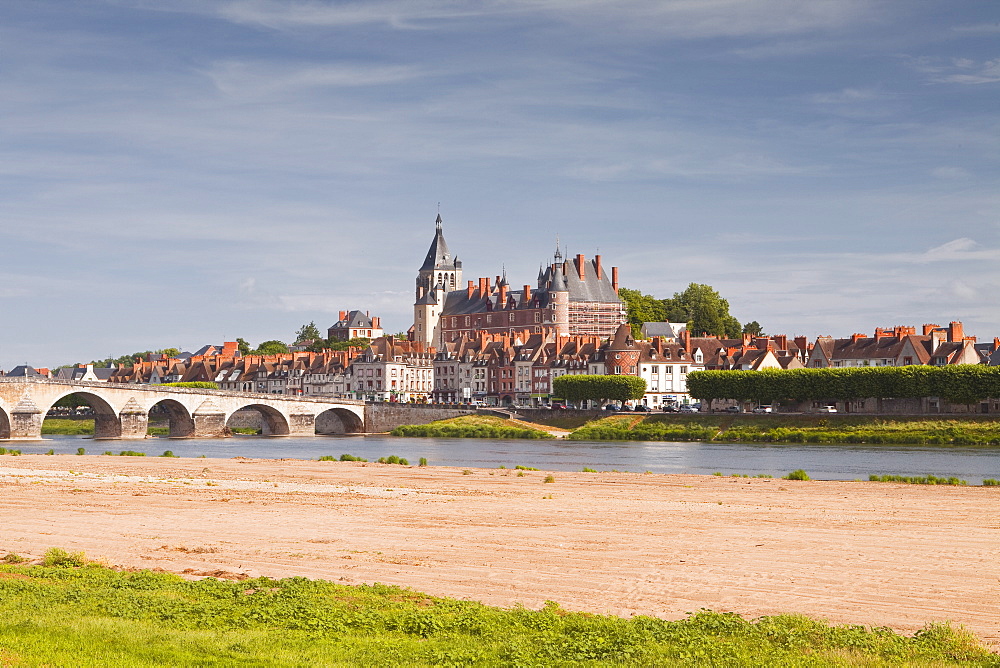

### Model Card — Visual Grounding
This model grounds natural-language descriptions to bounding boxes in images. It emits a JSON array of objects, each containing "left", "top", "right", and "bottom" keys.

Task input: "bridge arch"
[
  {"left": 0, "top": 405, "right": 9, "bottom": 440},
  {"left": 226, "top": 404, "right": 290, "bottom": 436},
  {"left": 46, "top": 390, "right": 122, "bottom": 439},
  {"left": 148, "top": 399, "right": 195, "bottom": 438},
  {"left": 315, "top": 407, "right": 364, "bottom": 435}
]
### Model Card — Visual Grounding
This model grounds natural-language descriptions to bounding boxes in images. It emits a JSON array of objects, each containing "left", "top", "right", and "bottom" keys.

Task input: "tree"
[
  {"left": 662, "top": 283, "right": 743, "bottom": 338},
  {"left": 618, "top": 288, "right": 668, "bottom": 337},
  {"left": 253, "top": 340, "right": 289, "bottom": 355},
  {"left": 236, "top": 338, "right": 251, "bottom": 355},
  {"left": 742, "top": 321, "right": 764, "bottom": 336},
  {"left": 552, "top": 374, "right": 646, "bottom": 405},
  {"left": 295, "top": 322, "right": 322, "bottom": 343}
]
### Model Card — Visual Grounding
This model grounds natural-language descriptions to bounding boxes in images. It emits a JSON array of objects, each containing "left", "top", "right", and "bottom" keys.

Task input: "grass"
[
  {"left": 784, "top": 470, "right": 811, "bottom": 481},
  {"left": 568, "top": 414, "right": 1000, "bottom": 446},
  {"left": 41, "top": 418, "right": 95, "bottom": 435},
  {"left": 391, "top": 415, "right": 555, "bottom": 439},
  {"left": 869, "top": 474, "right": 968, "bottom": 486},
  {"left": 0, "top": 561, "right": 995, "bottom": 667},
  {"left": 377, "top": 455, "right": 409, "bottom": 465},
  {"left": 0, "top": 447, "right": 22, "bottom": 455}
]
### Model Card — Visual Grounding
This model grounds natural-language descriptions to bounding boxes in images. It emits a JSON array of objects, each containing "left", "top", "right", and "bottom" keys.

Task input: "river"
[{"left": 10, "top": 434, "right": 1000, "bottom": 484}]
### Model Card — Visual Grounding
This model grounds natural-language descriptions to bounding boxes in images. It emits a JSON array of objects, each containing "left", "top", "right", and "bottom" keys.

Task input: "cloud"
[
  {"left": 915, "top": 57, "right": 1000, "bottom": 85},
  {"left": 203, "top": 60, "right": 425, "bottom": 99},
  {"left": 209, "top": 0, "right": 875, "bottom": 39},
  {"left": 931, "top": 166, "right": 972, "bottom": 180}
]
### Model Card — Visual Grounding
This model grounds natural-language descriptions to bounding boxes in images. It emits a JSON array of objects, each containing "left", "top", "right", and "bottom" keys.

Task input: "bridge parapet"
[{"left": 0, "top": 378, "right": 366, "bottom": 440}]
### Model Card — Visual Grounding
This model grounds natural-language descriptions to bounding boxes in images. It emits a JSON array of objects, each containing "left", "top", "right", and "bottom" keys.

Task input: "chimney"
[
  {"left": 467, "top": 280, "right": 475, "bottom": 299},
  {"left": 743, "top": 332, "right": 752, "bottom": 346},
  {"left": 994, "top": 337, "right": 1000, "bottom": 353},
  {"left": 948, "top": 321, "right": 964, "bottom": 342},
  {"left": 681, "top": 328, "right": 691, "bottom": 353},
  {"left": 372, "top": 317, "right": 380, "bottom": 329},
  {"left": 499, "top": 283, "right": 508, "bottom": 305},
  {"left": 576, "top": 254, "right": 585, "bottom": 279},
  {"left": 923, "top": 323, "right": 939, "bottom": 336},
  {"left": 594, "top": 254, "right": 603, "bottom": 279},
  {"left": 794, "top": 336, "right": 807, "bottom": 352},
  {"left": 874, "top": 328, "right": 889, "bottom": 340},
  {"left": 523, "top": 284, "right": 532, "bottom": 302},
  {"left": 775, "top": 335, "right": 787, "bottom": 351},
  {"left": 339, "top": 310, "right": 347, "bottom": 321},
  {"left": 485, "top": 277, "right": 491, "bottom": 295},
  {"left": 478, "top": 277, "right": 487, "bottom": 297},
  {"left": 851, "top": 333, "right": 865, "bottom": 342},
  {"left": 611, "top": 266, "right": 619, "bottom": 293}
]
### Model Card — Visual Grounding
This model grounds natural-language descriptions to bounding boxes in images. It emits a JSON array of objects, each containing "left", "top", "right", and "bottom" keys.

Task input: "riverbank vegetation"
[
  {"left": 567, "top": 414, "right": 1000, "bottom": 446},
  {"left": 392, "top": 415, "right": 555, "bottom": 439},
  {"left": 0, "top": 559, "right": 994, "bottom": 667}
]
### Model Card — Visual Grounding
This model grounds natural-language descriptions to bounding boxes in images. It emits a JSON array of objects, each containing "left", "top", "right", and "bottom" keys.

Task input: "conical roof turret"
[{"left": 420, "top": 214, "right": 457, "bottom": 271}]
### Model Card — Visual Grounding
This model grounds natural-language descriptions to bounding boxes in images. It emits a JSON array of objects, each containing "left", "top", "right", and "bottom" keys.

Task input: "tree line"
[
  {"left": 618, "top": 283, "right": 762, "bottom": 339},
  {"left": 687, "top": 365, "right": 1000, "bottom": 406}
]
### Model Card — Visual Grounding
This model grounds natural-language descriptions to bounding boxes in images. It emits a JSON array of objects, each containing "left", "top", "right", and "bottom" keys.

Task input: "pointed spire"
[
  {"left": 554, "top": 234, "right": 563, "bottom": 262},
  {"left": 420, "top": 213, "right": 455, "bottom": 271}
]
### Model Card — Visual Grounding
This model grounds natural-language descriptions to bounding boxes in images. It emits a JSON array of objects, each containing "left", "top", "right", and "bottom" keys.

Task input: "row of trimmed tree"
[{"left": 687, "top": 366, "right": 1000, "bottom": 406}]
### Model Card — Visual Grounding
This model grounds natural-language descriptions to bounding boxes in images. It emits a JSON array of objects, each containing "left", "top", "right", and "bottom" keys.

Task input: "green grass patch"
[
  {"left": 0, "top": 563, "right": 994, "bottom": 667},
  {"left": 0, "top": 447, "right": 22, "bottom": 456},
  {"left": 392, "top": 415, "right": 555, "bottom": 439},
  {"left": 41, "top": 419, "right": 95, "bottom": 435},
  {"left": 569, "top": 414, "right": 1000, "bottom": 446},
  {"left": 377, "top": 455, "right": 409, "bottom": 465},
  {"left": 869, "top": 474, "right": 968, "bottom": 486}
]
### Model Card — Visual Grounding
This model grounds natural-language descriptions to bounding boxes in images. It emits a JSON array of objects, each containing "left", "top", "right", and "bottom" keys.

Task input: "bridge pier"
[
  {"left": 118, "top": 399, "right": 148, "bottom": 440},
  {"left": 9, "top": 394, "right": 43, "bottom": 440},
  {"left": 192, "top": 399, "right": 228, "bottom": 438},
  {"left": 288, "top": 412, "right": 316, "bottom": 437}
]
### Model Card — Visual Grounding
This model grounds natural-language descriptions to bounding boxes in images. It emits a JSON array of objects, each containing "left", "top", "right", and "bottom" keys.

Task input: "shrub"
[
  {"left": 318, "top": 455, "right": 336, "bottom": 461},
  {"left": 543, "top": 475, "right": 555, "bottom": 483},
  {"left": 45, "top": 449, "right": 54, "bottom": 455},
  {"left": 42, "top": 547, "right": 87, "bottom": 567},
  {"left": 76, "top": 447, "right": 86, "bottom": 456},
  {"left": 419, "top": 457, "right": 428, "bottom": 467},
  {"left": 160, "top": 451, "right": 178, "bottom": 458},
  {"left": 784, "top": 469, "right": 811, "bottom": 481},
  {"left": 582, "top": 467, "right": 597, "bottom": 473},
  {"left": 118, "top": 451, "right": 146, "bottom": 457},
  {"left": 0, "top": 447, "right": 21, "bottom": 455},
  {"left": 338, "top": 454, "right": 367, "bottom": 462},
  {"left": 377, "top": 455, "right": 409, "bottom": 465},
  {"left": 983, "top": 478, "right": 999, "bottom": 486},
  {"left": 2, "top": 553, "right": 26, "bottom": 564},
  {"left": 515, "top": 465, "right": 538, "bottom": 471}
]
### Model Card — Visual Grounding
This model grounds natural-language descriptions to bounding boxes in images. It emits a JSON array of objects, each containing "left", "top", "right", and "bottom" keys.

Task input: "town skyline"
[{"left": 3, "top": 3, "right": 998, "bottom": 367}]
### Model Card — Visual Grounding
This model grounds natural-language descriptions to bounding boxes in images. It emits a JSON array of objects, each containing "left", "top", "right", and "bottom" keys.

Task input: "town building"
[
  {"left": 807, "top": 322, "right": 979, "bottom": 368},
  {"left": 328, "top": 310, "right": 384, "bottom": 342},
  {"left": 412, "top": 215, "right": 626, "bottom": 348}
]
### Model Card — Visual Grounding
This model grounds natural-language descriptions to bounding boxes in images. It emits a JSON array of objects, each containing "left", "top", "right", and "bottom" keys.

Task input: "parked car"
[
  {"left": 662, "top": 404, "right": 679, "bottom": 413},
  {"left": 817, "top": 405, "right": 838, "bottom": 413},
  {"left": 679, "top": 404, "right": 698, "bottom": 413},
  {"left": 752, "top": 405, "right": 773, "bottom": 414},
  {"left": 603, "top": 404, "right": 619, "bottom": 412},
  {"left": 725, "top": 405, "right": 742, "bottom": 414},
  {"left": 633, "top": 404, "right": 651, "bottom": 412}
]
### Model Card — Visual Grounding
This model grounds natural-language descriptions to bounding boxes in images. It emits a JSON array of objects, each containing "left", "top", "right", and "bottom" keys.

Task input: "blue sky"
[{"left": 2, "top": 1, "right": 998, "bottom": 367}]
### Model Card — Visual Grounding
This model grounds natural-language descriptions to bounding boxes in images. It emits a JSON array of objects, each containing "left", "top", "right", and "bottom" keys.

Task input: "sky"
[{"left": 2, "top": 1, "right": 998, "bottom": 367}]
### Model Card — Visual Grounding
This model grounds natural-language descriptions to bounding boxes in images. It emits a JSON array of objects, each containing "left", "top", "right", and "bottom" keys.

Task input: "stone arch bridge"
[{"left": 0, "top": 378, "right": 469, "bottom": 441}]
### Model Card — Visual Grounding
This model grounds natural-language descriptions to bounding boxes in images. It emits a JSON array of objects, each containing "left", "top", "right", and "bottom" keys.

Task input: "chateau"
[{"left": 412, "top": 215, "right": 626, "bottom": 347}]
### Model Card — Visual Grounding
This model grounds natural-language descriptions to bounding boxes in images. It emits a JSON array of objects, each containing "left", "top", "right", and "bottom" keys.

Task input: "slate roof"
[{"left": 420, "top": 214, "right": 460, "bottom": 271}]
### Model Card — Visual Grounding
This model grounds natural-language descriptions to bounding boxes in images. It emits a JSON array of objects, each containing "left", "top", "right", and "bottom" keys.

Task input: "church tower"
[{"left": 413, "top": 214, "right": 462, "bottom": 347}]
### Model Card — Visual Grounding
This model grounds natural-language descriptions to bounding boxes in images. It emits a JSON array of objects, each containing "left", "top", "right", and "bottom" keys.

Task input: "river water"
[{"left": 11, "top": 434, "right": 1000, "bottom": 484}]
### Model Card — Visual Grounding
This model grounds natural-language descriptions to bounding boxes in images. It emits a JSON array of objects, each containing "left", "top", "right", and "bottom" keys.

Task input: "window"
[{"left": 680, "top": 366, "right": 688, "bottom": 374}]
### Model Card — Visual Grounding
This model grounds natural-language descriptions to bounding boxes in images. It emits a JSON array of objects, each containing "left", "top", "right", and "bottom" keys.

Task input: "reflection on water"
[{"left": 8, "top": 434, "right": 1000, "bottom": 484}]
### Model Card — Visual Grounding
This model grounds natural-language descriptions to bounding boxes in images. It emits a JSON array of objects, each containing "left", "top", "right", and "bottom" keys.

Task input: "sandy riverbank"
[{"left": 1, "top": 455, "right": 996, "bottom": 648}]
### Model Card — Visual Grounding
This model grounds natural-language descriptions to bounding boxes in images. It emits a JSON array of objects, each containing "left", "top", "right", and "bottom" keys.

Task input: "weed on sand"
[{"left": 0, "top": 562, "right": 995, "bottom": 667}]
